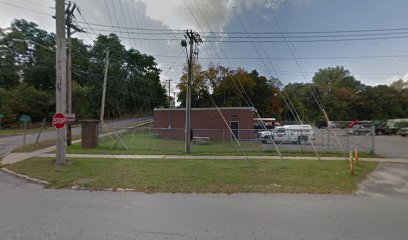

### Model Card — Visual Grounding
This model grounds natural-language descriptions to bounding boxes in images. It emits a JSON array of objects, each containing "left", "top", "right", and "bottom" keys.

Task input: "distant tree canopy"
[
  {"left": 1, "top": 19, "right": 407, "bottom": 127},
  {"left": 280, "top": 66, "right": 408, "bottom": 122},
  {"left": 176, "top": 64, "right": 281, "bottom": 117},
  {"left": 0, "top": 19, "right": 166, "bottom": 126},
  {"left": 177, "top": 64, "right": 408, "bottom": 123}
]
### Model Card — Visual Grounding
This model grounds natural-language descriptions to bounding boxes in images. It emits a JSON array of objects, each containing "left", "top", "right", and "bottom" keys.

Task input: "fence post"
[
  {"left": 321, "top": 129, "right": 324, "bottom": 151},
  {"left": 371, "top": 126, "right": 375, "bottom": 154},
  {"left": 327, "top": 128, "right": 330, "bottom": 152},
  {"left": 148, "top": 128, "right": 151, "bottom": 150}
]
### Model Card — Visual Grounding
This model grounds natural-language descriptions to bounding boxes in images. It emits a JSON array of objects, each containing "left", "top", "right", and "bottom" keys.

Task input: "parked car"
[
  {"left": 400, "top": 127, "right": 408, "bottom": 137},
  {"left": 348, "top": 124, "right": 373, "bottom": 135}
]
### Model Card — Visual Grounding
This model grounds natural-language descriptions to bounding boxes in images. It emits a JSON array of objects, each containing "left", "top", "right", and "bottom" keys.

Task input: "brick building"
[{"left": 153, "top": 107, "right": 256, "bottom": 141}]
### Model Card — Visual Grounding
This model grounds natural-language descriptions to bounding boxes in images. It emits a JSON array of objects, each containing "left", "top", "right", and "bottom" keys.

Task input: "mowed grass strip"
[{"left": 6, "top": 158, "right": 377, "bottom": 194}]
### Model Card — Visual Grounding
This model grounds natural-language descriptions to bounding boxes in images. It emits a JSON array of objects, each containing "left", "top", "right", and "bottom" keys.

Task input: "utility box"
[{"left": 80, "top": 119, "right": 100, "bottom": 148}]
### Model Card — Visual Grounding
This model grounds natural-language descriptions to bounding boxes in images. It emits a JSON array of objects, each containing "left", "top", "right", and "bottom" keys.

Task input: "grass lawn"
[
  {"left": 6, "top": 158, "right": 377, "bottom": 194},
  {"left": 0, "top": 126, "right": 54, "bottom": 136},
  {"left": 12, "top": 135, "right": 81, "bottom": 153},
  {"left": 12, "top": 139, "right": 56, "bottom": 153},
  {"left": 66, "top": 131, "right": 379, "bottom": 158}
]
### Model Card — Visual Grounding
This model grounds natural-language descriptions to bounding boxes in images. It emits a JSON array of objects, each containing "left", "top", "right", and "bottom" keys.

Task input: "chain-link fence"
[
  {"left": 314, "top": 128, "right": 375, "bottom": 153},
  {"left": 96, "top": 125, "right": 376, "bottom": 155}
]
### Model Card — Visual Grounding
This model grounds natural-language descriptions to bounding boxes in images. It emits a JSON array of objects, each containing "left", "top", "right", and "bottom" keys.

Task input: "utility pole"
[
  {"left": 181, "top": 30, "right": 202, "bottom": 154},
  {"left": 65, "top": 1, "right": 83, "bottom": 145},
  {"left": 166, "top": 79, "right": 172, "bottom": 128},
  {"left": 55, "top": 0, "right": 67, "bottom": 165},
  {"left": 66, "top": 16, "right": 73, "bottom": 146},
  {"left": 100, "top": 49, "right": 109, "bottom": 122}
]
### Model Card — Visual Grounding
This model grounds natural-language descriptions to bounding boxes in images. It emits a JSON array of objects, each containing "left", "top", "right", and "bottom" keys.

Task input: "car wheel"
[{"left": 297, "top": 136, "right": 308, "bottom": 145}]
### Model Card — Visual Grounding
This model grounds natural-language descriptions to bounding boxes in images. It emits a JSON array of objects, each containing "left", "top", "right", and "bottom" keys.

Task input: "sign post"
[{"left": 19, "top": 114, "right": 32, "bottom": 146}]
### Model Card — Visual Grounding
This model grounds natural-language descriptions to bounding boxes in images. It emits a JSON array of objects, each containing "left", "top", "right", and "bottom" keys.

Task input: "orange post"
[
  {"left": 354, "top": 147, "right": 359, "bottom": 165},
  {"left": 349, "top": 151, "right": 355, "bottom": 175}
]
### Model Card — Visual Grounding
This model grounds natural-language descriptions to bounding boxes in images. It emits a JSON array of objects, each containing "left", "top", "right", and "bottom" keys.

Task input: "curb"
[{"left": 0, "top": 167, "right": 49, "bottom": 185}]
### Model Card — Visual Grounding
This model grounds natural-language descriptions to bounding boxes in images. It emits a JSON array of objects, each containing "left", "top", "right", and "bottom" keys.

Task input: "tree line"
[
  {"left": 0, "top": 19, "right": 167, "bottom": 127},
  {"left": 178, "top": 64, "right": 408, "bottom": 123}
]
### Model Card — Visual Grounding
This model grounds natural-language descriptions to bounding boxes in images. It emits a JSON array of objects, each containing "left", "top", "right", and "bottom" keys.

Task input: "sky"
[{"left": 1, "top": 0, "right": 408, "bottom": 95}]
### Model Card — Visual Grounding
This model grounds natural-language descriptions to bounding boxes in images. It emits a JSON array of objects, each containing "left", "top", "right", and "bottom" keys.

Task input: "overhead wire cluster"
[{"left": 77, "top": 20, "right": 408, "bottom": 43}]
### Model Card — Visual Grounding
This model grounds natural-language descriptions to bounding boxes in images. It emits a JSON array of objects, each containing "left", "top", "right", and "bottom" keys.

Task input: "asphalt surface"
[
  {"left": 0, "top": 116, "right": 151, "bottom": 158},
  {"left": 358, "top": 162, "right": 408, "bottom": 196},
  {"left": 261, "top": 129, "right": 408, "bottom": 159},
  {"left": 0, "top": 169, "right": 407, "bottom": 240},
  {"left": 374, "top": 135, "right": 408, "bottom": 159}
]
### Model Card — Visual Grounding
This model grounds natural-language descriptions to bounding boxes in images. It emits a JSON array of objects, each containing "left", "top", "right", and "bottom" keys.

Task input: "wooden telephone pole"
[
  {"left": 65, "top": 1, "right": 83, "bottom": 145},
  {"left": 55, "top": 0, "right": 67, "bottom": 165},
  {"left": 182, "top": 30, "right": 202, "bottom": 154},
  {"left": 100, "top": 49, "right": 109, "bottom": 122},
  {"left": 166, "top": 79, "right": 172, "bottom": 128}
]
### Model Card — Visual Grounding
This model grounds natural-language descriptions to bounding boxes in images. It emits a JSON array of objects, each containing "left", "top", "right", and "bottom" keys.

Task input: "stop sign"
[{"left": 52, "top": 113, "right": 66, "bottom": 129}]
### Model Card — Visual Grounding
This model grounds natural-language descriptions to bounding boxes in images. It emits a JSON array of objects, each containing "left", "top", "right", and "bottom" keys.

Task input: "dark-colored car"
[
  {"left": 400, "top": 127, "right": 408, "bottom": 137},
  {"left": 348, "top": 124, "right": 374, "bottom": 135}
]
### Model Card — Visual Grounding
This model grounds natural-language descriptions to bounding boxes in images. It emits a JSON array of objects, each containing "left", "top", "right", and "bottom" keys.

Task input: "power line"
[
  {"left": 152, "top": 53, "right": 408, "bottom": 60},
  {"left": 78, "top": 20, "right": 408, "bottom": 35},
  {"left": 78, "top": 25, "right": 408, "bottom": 39},
  {"left": 103, "top": 0, "right": 116, "bottom": 35},
  {"left": 13, "top": 0, "right": 52, "bottom": 9},
  {"left": 80, "top": 30, "right": 408, "bottom": 42},
  {"left": 0, "top": 1, "right": 52, "bottom": 17}
]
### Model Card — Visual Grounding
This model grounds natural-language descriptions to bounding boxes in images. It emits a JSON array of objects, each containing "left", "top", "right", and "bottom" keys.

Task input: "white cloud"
[
  {"left": 387, "top": 73, "right": 408, "bottom": 85},
  {"left": 139, "top": 0, "right": 286, "bottom": 32}
]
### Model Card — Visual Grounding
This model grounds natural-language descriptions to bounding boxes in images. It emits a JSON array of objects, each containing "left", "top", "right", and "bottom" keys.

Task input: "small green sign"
[
  {"left": 19, "top": 114, "right": 32, "bottom": 122},
  {"left": 0, "top": 113, "right": 4, "bottom": 119}
]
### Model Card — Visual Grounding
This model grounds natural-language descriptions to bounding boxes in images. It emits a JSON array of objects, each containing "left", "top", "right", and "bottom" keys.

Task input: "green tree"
[
  {"left": 248, "top": 70, "right": 281, "bottom": 117},
  {"left": 9, "top": 84, "right": 51, "bottom": 122},
  {"left": 390, "top": 79, "right": 408, "bottom": 91},
  {"left": 177, "top": 63, "right": 208, "bottom": 107},
  {"left": 312, "top": 66, "right": 365, "bottom": 120}
]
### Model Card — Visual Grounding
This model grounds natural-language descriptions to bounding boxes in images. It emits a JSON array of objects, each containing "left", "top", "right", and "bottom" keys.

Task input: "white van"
[{"left": 273, "top": 125, "right": 315, "bottom": 144}]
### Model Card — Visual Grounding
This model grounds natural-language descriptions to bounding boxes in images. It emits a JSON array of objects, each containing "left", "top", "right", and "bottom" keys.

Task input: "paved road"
[
  {"left": 0, "top": 116, "right": 151, "bottom": 158},
  {"left": 0, "top": 170, "right": 407, "bottom": 240},
  {"left": 374, "top": 135, "right": 408, "bottom": 159}
]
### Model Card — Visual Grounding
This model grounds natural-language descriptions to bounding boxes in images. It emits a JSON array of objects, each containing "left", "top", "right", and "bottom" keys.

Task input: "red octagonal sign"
[{"left": 52, "top": 113, "right": 66, "bottom": 129}]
